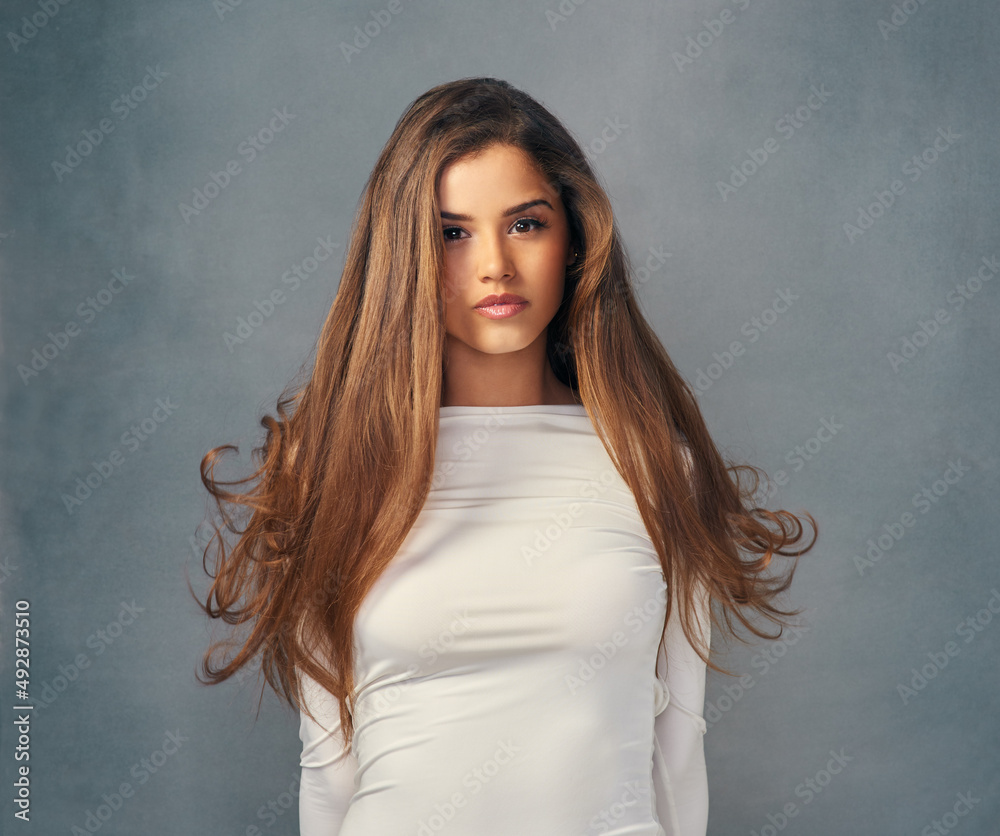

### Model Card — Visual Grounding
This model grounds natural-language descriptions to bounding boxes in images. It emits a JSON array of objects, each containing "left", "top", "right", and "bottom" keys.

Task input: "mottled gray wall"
[{"left": 1, "top": 0, "right": 997, "bottom": 833}]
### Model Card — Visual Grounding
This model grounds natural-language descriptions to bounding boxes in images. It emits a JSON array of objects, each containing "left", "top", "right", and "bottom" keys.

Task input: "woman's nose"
[{"left": 476, "top": 234, "right": 515, "bottom": 282}]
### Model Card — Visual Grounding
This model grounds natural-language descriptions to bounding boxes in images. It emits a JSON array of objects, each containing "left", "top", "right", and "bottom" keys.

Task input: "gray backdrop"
[{"left": 2, "top": 0, "right": 997, "bottom": 833}]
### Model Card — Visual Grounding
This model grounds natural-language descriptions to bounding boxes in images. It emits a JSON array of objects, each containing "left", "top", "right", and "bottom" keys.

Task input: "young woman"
[{"left": 197, "top": 77, "right": 816, "bottom": 836}]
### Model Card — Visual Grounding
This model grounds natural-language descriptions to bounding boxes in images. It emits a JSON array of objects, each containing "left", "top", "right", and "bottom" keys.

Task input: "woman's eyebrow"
[{"left": 439, "top": 198, "right": 554, "bottom": 222}]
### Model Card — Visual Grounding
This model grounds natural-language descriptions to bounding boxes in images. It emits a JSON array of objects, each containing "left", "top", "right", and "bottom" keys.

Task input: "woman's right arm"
[{"left": 298, "top": 670, "right": 359, "bottom": 835}]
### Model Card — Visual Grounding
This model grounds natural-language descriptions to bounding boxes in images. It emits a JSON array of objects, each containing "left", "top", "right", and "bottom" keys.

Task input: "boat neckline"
[{"left": 439, "top": 403, "right": 588, "bottom": 415}]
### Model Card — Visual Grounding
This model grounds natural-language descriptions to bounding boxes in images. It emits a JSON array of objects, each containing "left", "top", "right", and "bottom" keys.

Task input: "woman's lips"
[
  {"left": 474, "top": 301, "right": 529, "bottom": 319},
  {"left": 473, "top": 292, "right": 529, "bottom": 320}
]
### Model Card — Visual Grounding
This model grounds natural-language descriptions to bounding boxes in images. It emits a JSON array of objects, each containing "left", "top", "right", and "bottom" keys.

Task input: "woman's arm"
[
  {"left": 651, "top": 586, "right": 710, "bottom": 836},
  {"left": 298, "top": 670, "right": 359, "bottom": 835}
]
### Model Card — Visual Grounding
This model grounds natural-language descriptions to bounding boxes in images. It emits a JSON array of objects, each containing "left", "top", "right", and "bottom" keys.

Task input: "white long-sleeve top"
[{"left": 298, "top": 403, "right": 709, "bottom": 835}]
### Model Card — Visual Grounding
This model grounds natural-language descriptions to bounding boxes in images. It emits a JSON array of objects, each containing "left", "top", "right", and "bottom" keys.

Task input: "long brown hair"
[{"left": 195, "top": 77, "right": 817, "bottom": 750}]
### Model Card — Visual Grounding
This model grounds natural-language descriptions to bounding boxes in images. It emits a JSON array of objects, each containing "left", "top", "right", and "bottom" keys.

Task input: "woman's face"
[{"left": 437, "top": 143, "right": 575, "bottom": 360}]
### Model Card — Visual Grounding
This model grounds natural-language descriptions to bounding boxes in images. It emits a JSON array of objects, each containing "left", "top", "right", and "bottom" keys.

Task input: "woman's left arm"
[{"left": 650, "top": 586, "right": 710, "bottom": 836}]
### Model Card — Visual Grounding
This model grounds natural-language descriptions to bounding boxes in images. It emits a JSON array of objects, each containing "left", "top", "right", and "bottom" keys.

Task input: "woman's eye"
[
  {"left": 511, "top": 217, "right": 546, "bottom": 234},
  {"left": 443, "top": 218, "right": 548, "bottom": 241}
]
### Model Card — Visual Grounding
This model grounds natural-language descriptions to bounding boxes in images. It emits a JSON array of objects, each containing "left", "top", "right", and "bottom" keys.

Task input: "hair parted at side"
[{"left": 195, "top": 76, "right": 817, "bottom": 751}]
